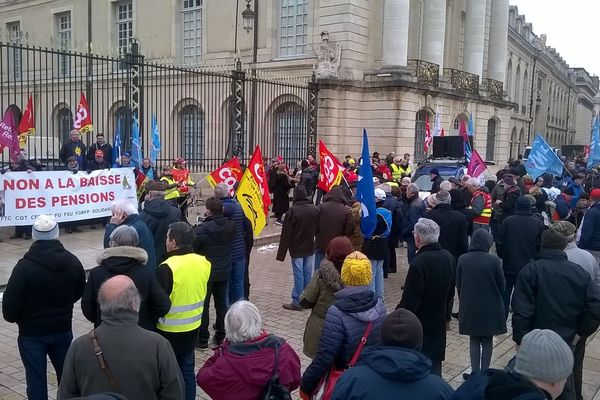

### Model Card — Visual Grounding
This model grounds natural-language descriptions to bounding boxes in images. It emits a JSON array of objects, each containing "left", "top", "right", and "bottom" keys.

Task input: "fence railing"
[
  {"left": 0, "top": 42, "right": 318, "bottom": 172},
  {"left": 443, "top": 68, "right": 480, "bottom": 95}
]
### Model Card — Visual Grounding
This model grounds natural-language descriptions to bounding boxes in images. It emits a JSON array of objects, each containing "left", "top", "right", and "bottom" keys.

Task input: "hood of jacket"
[
  {"left": 324, "top": 186, "right": 346, "bottom": 204},
  {"left": 95, "top": 246, "right": 148, "bottom": 272},
  {"left": 318, "top": 260, "right": 344, "bottom": 292},
  {"left": 360, "top": 346, "right": 432, "bottom": 382},
  {"left": 23, "top": 240, "right": 73, "bottom": 271},
  {"left": 469, "top": 229, "right": 493, "bottom": 252},
  {"left": 143, "top": 198, "right": 176, "bottom": 218},
  {"left": 333, "top": 286, "right": 383, "bottom": 322}
]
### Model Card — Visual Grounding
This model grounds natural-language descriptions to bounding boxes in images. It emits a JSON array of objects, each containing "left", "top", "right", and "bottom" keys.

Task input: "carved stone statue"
[{"left": 316, "top": 31, "right": 341, "bottom": 79}]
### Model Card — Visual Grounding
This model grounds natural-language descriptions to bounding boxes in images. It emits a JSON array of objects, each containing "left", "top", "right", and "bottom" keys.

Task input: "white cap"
[
  {"left": 32, "top": 214, "right": 59, "bottom": 241},
  {"left": 374, "top": 188, "right": 386, "bottom": 202}
]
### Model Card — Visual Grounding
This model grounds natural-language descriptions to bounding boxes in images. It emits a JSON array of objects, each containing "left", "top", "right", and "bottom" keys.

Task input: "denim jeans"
[
  {"left": 18, "top": 331, "right": 73, "bottom": 400},
  {"left": 502, "top": 272, "right": 517, "bottom": 320},
  {"left": 314, "top": 250, "right": 325, "bottom": 271},
  {"left": 228, "top": 257, "right": 246, "bottom": 304},
  {"left": 291, "top": 255, "right": 315, "bottom": 305},
  {"left": 369, "top": 259, "right": 385, "bottom": 301},
  {"left": 176, "top": 351, "right": 196, "bottom": 400}
]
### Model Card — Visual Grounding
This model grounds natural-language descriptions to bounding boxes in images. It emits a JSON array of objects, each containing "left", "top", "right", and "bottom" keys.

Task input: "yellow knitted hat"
[{"left": 341, "top": 251, "right": 372, "bottom": 287}]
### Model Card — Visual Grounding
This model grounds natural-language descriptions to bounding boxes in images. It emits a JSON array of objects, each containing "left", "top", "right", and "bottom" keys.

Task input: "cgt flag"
[
  {"left": 467, "top": 149, "right": 486, "bottom": 178},
  {"left": 236, "top": 147, "right": 269, "bottom": 237},
  {"left": 18, "top": 95, "right": 35, "bottom": 149},
  {"left": 317, "top": 140, "right": 344, "bottom": 192},
  {"left": 424, "top": 113, "right": 432, "bottom": 153},
  {"left": 207, "top": 157, "right": 243, "bottom": 196},
  {"left": 525, "top": 134, "right": 564, "bottom": 178},
  {"left": 73, "top": 92, "right": 93, "bottom": 133},
  {"left": 356, "top": 129, "right": 377, "bottom": 239}
]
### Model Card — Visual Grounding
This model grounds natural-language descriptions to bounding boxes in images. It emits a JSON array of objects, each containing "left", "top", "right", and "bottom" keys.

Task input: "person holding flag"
[{"left": 170, "top": 158, "right": 195, "bottom": 217}]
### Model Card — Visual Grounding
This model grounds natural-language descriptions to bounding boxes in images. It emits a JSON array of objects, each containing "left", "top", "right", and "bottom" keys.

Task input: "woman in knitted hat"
[
  {"left": 300, "top": 251, "right": 387, "bottom": 398},
  {"left": 299, "top": 236, "right": 353, "bottom": 358}
]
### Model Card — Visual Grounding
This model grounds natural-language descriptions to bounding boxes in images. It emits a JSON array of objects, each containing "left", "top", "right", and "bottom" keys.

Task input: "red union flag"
[
  {"left": 467, "top": 149, "right": 486, "bottom": 178},
  {"left": 317, "top": 140, "right": 344, "bottom": 192},
  {"left": 0, "top": 109, "right": 22, "bottom": 162},
  {"left": 247, "top": 146, "right": 271, "bottom": 214},
  {"left": 73, "top": 92, "right": 93, "bottom": 133},
  {"left": 18, "top": 95, "right": 35, "bottom": 149},
  {"left": 207, "top": 157, "right": 243, "bottom": 196},
  {"left": 424, "top": 112, "right": 432, "bottom": 153}
]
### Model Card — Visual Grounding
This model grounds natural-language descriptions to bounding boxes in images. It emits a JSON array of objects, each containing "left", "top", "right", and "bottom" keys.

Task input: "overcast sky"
[{"left": 509, "top": 0, "right": 599, "bottom": 77}]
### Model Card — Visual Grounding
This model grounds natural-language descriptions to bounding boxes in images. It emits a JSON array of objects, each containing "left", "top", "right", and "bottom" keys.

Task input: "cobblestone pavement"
[{"left": 0, "top": 226, "right": 598, "bottom": 399}]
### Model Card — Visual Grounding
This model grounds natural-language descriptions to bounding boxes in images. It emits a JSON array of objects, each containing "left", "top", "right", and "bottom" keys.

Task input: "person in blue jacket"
[
  {"left": 331, "top": 308, "right": 454, "bottom": 400},
  {"left": 578, "top": 189, "right": 600, "bottom": 264}
]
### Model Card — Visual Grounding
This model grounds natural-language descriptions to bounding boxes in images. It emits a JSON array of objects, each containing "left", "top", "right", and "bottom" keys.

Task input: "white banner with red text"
[{"left": 0, "top": 168, "right": 137, "bottom": 226}]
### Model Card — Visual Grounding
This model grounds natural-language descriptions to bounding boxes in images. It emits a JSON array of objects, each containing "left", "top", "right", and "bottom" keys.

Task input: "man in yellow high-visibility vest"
[{"left": 156, "top": 222, "right": 211, "bottom": 400}]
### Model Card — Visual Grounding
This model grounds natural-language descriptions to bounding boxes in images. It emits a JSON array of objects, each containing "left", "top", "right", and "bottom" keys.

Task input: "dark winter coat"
[
  {"left": 496, "top": 210, "right": 545, "bottom": 276},
  {"left": 361, "top": 207, "right": 391, "bottom": 260},
  {"left": 193, "top": 214, "right": 236, "bottom": 282},
  {"left": 299, "top": 167, "right": 317, "bottom": 198},
  {"left": 451, "top": 369, "right": 551, "bottom": 400},
  {"left": 299, "top": 259, "right": 344, "bottom": 358},
  {"left": 86, "top": 142, "right": 113, "bottom": 164},
  {"left": 511, "top": 249, "right": 600, "bottom": 345},
  {"left": 81, "top": 246, "right": 171, "bottom": 331},
  {"left": 456, "top": 230, "right": 506, "bottom": 336},
  {"left": 277, "top": 193, "right": 319, "bottom": 260},
  {"left": 221, "top": 197, "right": 247, "bottom": 260},
  {"left": 331, "top": 346, "right": 454, "bottom": 400},
  {"left": 104, "top": 214, "right": 157, "bottom": 269},
  {"left": 316, "top": 186, "right": 353, "bottom": 252},
  {"left": 579, "top": 202, "right": 600, "bottom": 251},
  {"left": 140, "top": 198, "right": 183, "bottom": 264},
  {"left": 500, "top": 185, "right": 522, "bottom": 218},
  {"left": 401, "top": 195, "right": 426, "bottom": 240},
  {"left": 88, "top": 160, "right": 110, "bottom": 171},
  {"left": 197, "top": 332, "right": 301, "bottom": 400},
  {"left": 300, "top": 286, "right": 387, "bottom": 395},
  {"left": 59, "top": 140, "right": 87, "bottom": 169},
  {"left": 382, "top": 193, "right": 403, "bottom": 241},
  {"left": 425, "top": 204, "right": 469, "bottom": 260},
  {"left": 398, "top": 243, "right": 456, "bottom": 362},
  {"left": 431, "top": 175, "right": 444, "bottom": 194},
  {"left": 2, "top": 240, "right": 86, "bottom": 337},
  {"left": 271, "top": 171, "right": 294, "bottom": 216}
]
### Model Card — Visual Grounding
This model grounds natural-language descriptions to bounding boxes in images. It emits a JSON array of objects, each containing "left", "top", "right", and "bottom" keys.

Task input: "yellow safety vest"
[
  {"left": 161, "top": 176, "right": 179, "bottom": 200},
  {"left": 390, "top": 163, "right": 411, "bottom": 181},
  {"left": 156, "top": 253, "right": 211, "bottom": 333}
]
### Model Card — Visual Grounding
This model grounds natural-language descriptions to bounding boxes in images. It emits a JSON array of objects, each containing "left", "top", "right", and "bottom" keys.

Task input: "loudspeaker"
[{"left": 432, "top": 136, "right": 474, "bottom": 158}]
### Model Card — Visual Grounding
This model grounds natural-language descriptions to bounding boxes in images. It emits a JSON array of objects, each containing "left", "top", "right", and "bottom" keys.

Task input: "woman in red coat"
[{"left": 197, "top": 301, "right": 301, "bottom": 400}]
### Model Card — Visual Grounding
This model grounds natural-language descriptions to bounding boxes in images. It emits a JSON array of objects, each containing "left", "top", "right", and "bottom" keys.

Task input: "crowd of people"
[{"left": 1, "top": 145, "right": 600, "bottom": 400}]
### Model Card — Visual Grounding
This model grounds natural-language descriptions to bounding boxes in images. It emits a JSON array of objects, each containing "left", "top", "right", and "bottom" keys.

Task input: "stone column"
[
  {"left": 463, "top": 0, "right": 487, "bottom": 79},
  {"left": 421, "top": 0, "right": 447, "bottom": 70},
  {"left": 382, "top": 0, "right": 411, "bottom": 67},
  {"left": 487, "top": 0, "right": 509, "bottom": 83}
]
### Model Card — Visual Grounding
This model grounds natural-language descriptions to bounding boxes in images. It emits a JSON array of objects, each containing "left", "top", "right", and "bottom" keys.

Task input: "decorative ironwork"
[
  {"left": 407, "top": 59, "right": 439, "bottom": 86},
  {"left": 307, "top": 72, "right": 319, "bottom": 156},
  {"left": 126, "top": 41, "right": 144, "bottom": 138},
  {"left": 443, "top": 68, "right": 479, "bottom": 95},
  {"left": 482, "top": 78, "right": 503, "bottom": 99},
  {"left": 231, "top": 62, "right": 245, "bottom": 159}
]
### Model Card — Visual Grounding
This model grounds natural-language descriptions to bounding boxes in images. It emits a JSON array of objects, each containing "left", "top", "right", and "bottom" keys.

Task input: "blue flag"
[
  {"left": 357, "top": 129, "right": 377, "bottom": 239},
  {"left": 587, "top": 116, "right": 600, "bottom": 170},
  {"left": 525, "top": 134, "right": 564, "bottom": 178},
  {"left": 112, "top": 119, "right": 122, "bottom": 167},
  {"left": 467, "top": 115, "right": 475, "bottom": 136},
  {"left": 131, "top": 114, "right": 143, "bottom": 168},
  {"left": 150, "top": 113, "right": 161, "bottom": 166},
  {"left": 464, "top": 140, "right": 472, "bottom": 162}
]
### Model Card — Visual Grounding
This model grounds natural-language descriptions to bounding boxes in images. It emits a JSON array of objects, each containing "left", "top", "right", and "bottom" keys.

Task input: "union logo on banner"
[{"left": 317, "top": 140, "right": 344, "bottom": 192}]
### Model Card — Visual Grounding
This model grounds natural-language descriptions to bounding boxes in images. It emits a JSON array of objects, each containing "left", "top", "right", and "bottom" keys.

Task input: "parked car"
[{"left": 412, "top": 160, "right": 467, "bottom": 199}]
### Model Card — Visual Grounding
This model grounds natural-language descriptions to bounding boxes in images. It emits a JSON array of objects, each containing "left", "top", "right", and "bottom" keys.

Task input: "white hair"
[
  {"left": 407, "top": 183, "right": 420, "bottom": 195},
  {"left": 214, "top": 183, "right": 230, "bottom": 199},
  {"left": 98, "top": 281, "right": 141, "bottom": 315},
  {"left": 378, "top": 183, "right": 392, "bottom": 194},
  {"left": 466, "top": 177, "right": 481, "bottom": 187},
  {"left": 225, "top": 301, "right": 263, "bottom": 343},
  {"left": 111, "top": 200, "right": 138, "bottom": 216},
  {"left": 109, "top": 225, "right": 139, "bottom": 247},
  {"left": 414, "top": 218, "right": 440, "bottom": 245},
  {"left": 440, "top": 181, "right": 452, "bottom": 191}
]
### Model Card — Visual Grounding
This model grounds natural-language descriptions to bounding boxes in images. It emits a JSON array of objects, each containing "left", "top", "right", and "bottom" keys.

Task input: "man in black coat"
[
  {"left": 193, "top": 197, "right": 236, "bottom": 347},
  {"left": 397, "top": 218, "right": 455, "bottom": 377},
  {"left": 86, "top": 132, "right": 112, "bottom": 165},
  {"left": 496, "top": 196, "right": 544, "bottom": 320},
  {"left": 277, "top": 185, "right": 320, "bottom": 311},
  {"left": 425, "top": 190, "right": 469, "bottom": 260},
  {"left": 401, "top": 183, "right": 426, "bottom": 265},
  {"left": 429, "top": 168, "right": 444, "bottom": 194},
  {"left": 140, "top": 182, "right": 183, "bottom": 264},
  {"left": 512, "top": 229, "right": 600, "bottom": 400},
  {"left": 59, "top": 129, "right": 87, "bottom": 170},
  {"left": 3, "top": 214, "right": 85, "bottom": 400}
]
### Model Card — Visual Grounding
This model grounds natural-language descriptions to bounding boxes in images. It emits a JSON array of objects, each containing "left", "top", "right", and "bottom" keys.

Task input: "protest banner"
[
  {"left": 0, "top": 168, "right": 137, "bottom": 226},
  {"left": 317, "top": 140, "right": 344, "bottom": 192}
]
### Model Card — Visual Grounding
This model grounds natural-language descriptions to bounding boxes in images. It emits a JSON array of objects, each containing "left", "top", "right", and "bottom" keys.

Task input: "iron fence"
[{"left": 0, "top": 42, "right": 318, "bottom": 172}]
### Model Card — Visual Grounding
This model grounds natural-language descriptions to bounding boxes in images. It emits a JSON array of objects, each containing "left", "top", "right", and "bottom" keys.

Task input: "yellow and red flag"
[
  {"left": 317, "top": 140, "right": 344, "bottom": 192},
  {"left": 207, "top": 157, "right": 243, "bottom": 196},
  {"left": 73, "top": 92, "right": 93, "bottom": 133},
  {"left": 17, "top": 95, "right": 35, "bottom": 149},
  {"left": 236, "top": 146, "right": 270, "bottom": 237}
]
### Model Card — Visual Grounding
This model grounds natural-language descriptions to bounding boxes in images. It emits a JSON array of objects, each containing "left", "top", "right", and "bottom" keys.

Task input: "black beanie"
[
  {"left": 515, "top": 196, "right": 532, "bottom": 214},
  {"left": 541, "top": 229, "right": 567, "bottom": 250},
  {"left": 381, "top": 309, "right": 423, "bottom": 350}
]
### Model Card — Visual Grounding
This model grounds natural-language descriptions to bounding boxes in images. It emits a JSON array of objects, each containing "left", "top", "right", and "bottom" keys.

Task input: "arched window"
[
  {"left": 453, "top": 114, "right": 467, "bottom": 135},
  {"left": 274, "top": 102, "right": 306, "bottom": 164},
  {"left": 518, "top": 128, "right": 525, "bottom": 157},
  {"left": 486, "top": 119, "right": 497, "bottom": 161},
  {"left": 414, "top": 110, "right": 429, "bottom": 163},
  {"left": 180, "top": 105, "right": 204, "bottom": 168},
  {"left": 506, "top": 59, "right": 513, "bottom": 100},
  {"left": 515, "top": 65, "right": 521, "bottom": 110},
  {"left": 56, "top": 108, "right": 73, "bottom": 144},
  {"left": 510, "top": 127, "right": 517, "bottom": 160},
  {"left": 522, "top": 69, "right": 528, "bottom": 114},
  {"left": 114, "top": 106, "right": 132, "bottom": 150}
]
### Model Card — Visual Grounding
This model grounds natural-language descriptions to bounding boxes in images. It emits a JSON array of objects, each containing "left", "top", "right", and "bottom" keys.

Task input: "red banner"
[
  {"left": 317, "top": 140, "right": 344, "bottom": 192},
  {"left": 0, "top": 109, "right": 23, "bottom": 162},
  {"left": 247, "top": 146, "right": 271, "bottom": 215},
  {"left": 73, "top": 92, "right": 93, "bottom": 133},
  {"left": 18, "top": 95, "right": 35, "bottom": 149},
  {"left": 467, "top": 149, "right": 487, "bottom": 178},
  {"left": 207, "top": 157, "right": 243, "bottom": 196}
]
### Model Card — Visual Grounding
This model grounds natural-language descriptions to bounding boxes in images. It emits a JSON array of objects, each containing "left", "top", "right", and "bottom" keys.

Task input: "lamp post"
[{"left": 241, "top": 0, "right": 259, "bottom": 152}]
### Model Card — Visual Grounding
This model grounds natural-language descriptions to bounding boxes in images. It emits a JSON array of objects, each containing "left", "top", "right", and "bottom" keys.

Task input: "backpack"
[{"left": 262, "top": 344, "right": 292, "bottom": 400}]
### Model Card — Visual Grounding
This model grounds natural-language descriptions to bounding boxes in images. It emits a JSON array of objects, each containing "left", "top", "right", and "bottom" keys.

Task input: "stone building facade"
[{"left": 0, "top": 0, "right": 597, "bottom": 165}]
